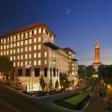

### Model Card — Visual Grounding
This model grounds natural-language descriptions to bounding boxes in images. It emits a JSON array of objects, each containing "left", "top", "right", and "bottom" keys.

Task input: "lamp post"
[{"left": 107, "top": 84, "right": 110, "bottom": 108}]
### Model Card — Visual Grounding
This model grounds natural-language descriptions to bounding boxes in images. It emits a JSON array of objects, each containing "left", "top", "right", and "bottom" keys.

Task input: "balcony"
[{"left": 43, "top": 42, "right": 60, "bottom": 50}]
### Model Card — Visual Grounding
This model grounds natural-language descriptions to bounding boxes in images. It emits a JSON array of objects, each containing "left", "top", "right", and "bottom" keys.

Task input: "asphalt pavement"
[{"left": 0, "top": 83, "right": 79, "bottom": 112}]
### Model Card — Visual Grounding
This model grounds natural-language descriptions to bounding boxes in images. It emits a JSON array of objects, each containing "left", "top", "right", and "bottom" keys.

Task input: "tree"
[
  {"left": 49, "top": 79, "right": 53, "bottom": 91},
  {"left": 55, "top": 80, "right": 59, "bottom": 90},
  {"left": 78, "top": 65, "right": 86, "bottom": 79},
  {"left": 85, "top": 65, "right": 95, "bottom": 77},
  {"left": 40, "top": 75, "right": 46, "bottom": 91},
  {"left": 0, "top": 56, "right": 13, "bottom": 80},
  {"left": 59, "top": 73, "right": 70, "bottom": 90},
  {"left": 98, "top": 65, "right": 112, "bottom": 83}
]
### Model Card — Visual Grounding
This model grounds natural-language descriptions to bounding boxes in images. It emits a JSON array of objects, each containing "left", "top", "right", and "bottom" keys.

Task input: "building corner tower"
[{"left": 93, "top": 41, "right": 101, "bottom": 71}]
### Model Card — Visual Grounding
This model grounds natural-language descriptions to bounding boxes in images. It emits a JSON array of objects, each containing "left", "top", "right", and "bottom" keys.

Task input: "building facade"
[{"left": 0, "top": 23, "right": 78, "bottom": 91}]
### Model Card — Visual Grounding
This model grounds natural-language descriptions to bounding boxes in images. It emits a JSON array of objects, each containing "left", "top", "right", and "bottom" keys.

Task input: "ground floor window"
[
  {"left": 53, "top": 68, "right": 56, "bottom": 77},
  {"left": 35, "top": 68, "right": 40, "bottom": 77},
  {"left": 26, "top": 68, "right": 31, "bottom": 76},
  {"left": 18, "top": 69, "right": 22, "bottom": 76},
  {"left": 44, "top": 68, "right": 48, "bottom": 77},
  {"left": 50, "top": 68, "right": 52, "bottom": 77}
]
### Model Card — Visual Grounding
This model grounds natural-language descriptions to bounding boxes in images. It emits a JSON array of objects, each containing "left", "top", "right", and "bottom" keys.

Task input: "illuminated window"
[
  {"left": 38, "top": 52, "right": 41, "bottom": 58},
  {"left": 17, "top": 56, "right": 20, "bottom": 60},
  {"left": 29, "top": 61, "right": 31, "bottom": 65},
  {"left": 21, "top": 55, "right": 23, "bottom": 60},
  {"left": 25, "top": 47, "right": 28, "bottom": 52},
  {"left": 10, "top": 50, "right": 12, "bottom": 54},
  {"left": 29, "top": 39, "right": 32, "bottom": 44},
  {"left": 10, "top": 36, "right": 13, "bottom": 42},
  {"left": 34, "top": 38, "right": 37, "bottom": 43},
  {"left": 29, "top": 54, "right": 31, "bottom": 59},
  {"left": 7, "top": 50, "right": 9, "bottom": 55},
  {"left": 38, "top": 37, "right": 41, "bottom": 42},
  {"left": 34, "top": 29, "right": 37, "bottom": 34},
  {"left": 10, "top": 44, "right": 13, "bottom": 48},
  {"left": 38, "top": 28, "right": 41, "bottom": 33},
  {"left": 25, "top": 61, "right": 28, "bottom": 66},
  {"left": 17, "top": 62, "right": 20, "bottom": 66},
  {"left": 1, "top": 52, "right": 3, "bottom": 55},
  {"left": 25, "top": 40, "right": 28, "bottom": 45},
  {"left": 10, "top": 56, "right": 12, "bottom": 61},
  {"left": 34, "top": 60, "right": 37, "bottom": 65},
  {"left": 25, "top": 54, "right": 28, "bottom": 59},
  {"left": 38, "top": 60, "right": 41, "bottom": 65},
  {"left": 21, "top": 62, "right": 23, "bottom": 66},
  {"left": 13, "top": 62, "right": 15, "bottom": 67},
  {"left": 21, "top": 41, "right": 23, "bottom": 46},
  {"left": 21, "top": 48, "right": 23, "bottom": 52},
  {"left": 4, "top": 51, "right": 6, "bottom": 55},
  {"left": 29, "top": 46, "right": 31, "bottom": 51},
  {"left": 34, "top": 45, "right": 37, "bottom": 50},
  {"left": 14, "top": 43, "right": 16, "bottom": 47},
  {"left": 17, "top": 48, "right": 20, "bottom": 53},
  {"left": 4, "top": 45, "right": 6, "bottom": 49},
  {"left": 44, "top": 51, "right": 47, "bottom": 57},
  {"left": 34, "top": 53, "right": 37, "bottom": 58},
  {"left": 72, "top": 72, "right": 74, "bottom": 75},
  {"left": 43, "top": 29, "right": 46, "bottom": 34},
  {"left": 14, "top": 36, "right": 16, "bottom": 42},
  {"left": 25, "top": 32, "right": 28, "bottom": 39},
  {"left": 38, "top": 44, "right": 41, "bottom": 50},
  {"left": 69, "top": 52, "right": 71, "bottom": 55},
  {"left": 4, "top": 38, "right": 6, "bottom": 43},
  {"left": 7, "top": 37, "right": 9, "bottom": 43},
  {"left": 1, "top": 39, "right": 3, "bottom": 43},
  {"left": 17, "top": 34, "right": 20, "bottom": 41},
  {"left": 6, "top": 45, "right": 9, "bottom": 49},
  {"left": 51, "top": 36, "right": 54, "bottom": 40},
  {"left": 29, "top": 31, "right": 32, "bottom": 37},
  {"left": 17, "top": 42, "right": 20, "bottom": 46},
  {"left": 44, "top": 60, "right": 47, "bottom": 65}
]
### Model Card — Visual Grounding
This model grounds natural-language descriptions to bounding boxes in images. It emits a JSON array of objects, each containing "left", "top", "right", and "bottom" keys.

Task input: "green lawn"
[
  {"left": 85, "top": 86, "right": 92, "bottom": 92},
  {"left": 64, "top": 86, "right": 93, "bottom": 106},
  {"left": 64, "top": 94, "right": 88, "bottom": 106}
]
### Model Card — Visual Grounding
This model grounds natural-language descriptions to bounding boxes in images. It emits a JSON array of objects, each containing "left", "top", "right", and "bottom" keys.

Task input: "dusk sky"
[{"left": 0, "top": 0, "right": 112, "bottom": 65}]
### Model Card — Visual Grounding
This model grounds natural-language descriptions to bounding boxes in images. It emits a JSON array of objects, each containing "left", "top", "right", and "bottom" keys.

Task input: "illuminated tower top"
[
  {"left": 95, "top": 41, "right": 100, "bottom": 63},
  {"left": 93, "top": 41, "right": 101, "bottom": 71},
  {"left": 96, "top": 41, "right": 100, "bottom": 48}
]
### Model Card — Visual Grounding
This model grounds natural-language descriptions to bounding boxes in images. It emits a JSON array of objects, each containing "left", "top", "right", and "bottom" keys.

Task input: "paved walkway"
[{"left": 84, "top": 83, "right": 106, "bottom": 112}]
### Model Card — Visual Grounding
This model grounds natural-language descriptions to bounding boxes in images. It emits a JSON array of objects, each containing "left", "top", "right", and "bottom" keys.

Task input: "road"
[{"left": 0, "top": 83, "right": 79, "bottom": 112}]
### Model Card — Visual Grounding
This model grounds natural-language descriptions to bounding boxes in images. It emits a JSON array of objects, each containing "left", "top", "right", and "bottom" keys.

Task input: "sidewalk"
[
  {"left": 84, "top": 83, "right": 106, "bottom": 112},
  {"left": 85, "top": 94, "right": 106, "bottom": 112}
]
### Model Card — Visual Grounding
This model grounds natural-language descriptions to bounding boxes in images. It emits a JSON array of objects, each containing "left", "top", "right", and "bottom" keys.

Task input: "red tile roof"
[{"left": 0, "top": 23, "right": 55, "bottom": 37}]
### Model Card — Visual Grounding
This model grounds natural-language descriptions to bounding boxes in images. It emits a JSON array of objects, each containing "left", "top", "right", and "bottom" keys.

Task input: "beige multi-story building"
[{"left": 0, "top": 23, "right": 78, "bottom": 91}]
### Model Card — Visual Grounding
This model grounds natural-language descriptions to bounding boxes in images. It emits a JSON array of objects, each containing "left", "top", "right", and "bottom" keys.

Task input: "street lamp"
[{"left": 107, "top": 84, "right": 110, "bottom": 108}]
